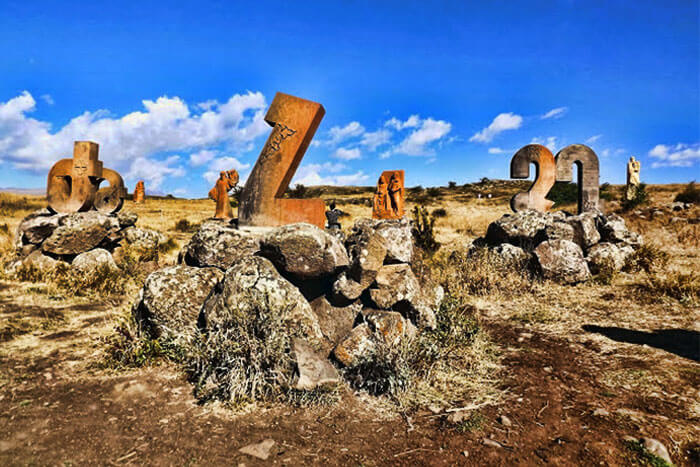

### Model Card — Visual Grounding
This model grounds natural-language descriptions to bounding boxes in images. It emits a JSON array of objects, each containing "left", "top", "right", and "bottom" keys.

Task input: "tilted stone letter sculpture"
[
  {"left": 238, "top": 92, "right": 326, "bottom": 228},
  {"left": 626, "top": 156, "right": 641, "bottom": 201},
  {"left": 47, "top": 141, "right": 126, "bottom": 214},
  {"left": 372, "top": 170, "right": 405, "bottom": 219},
  {"left": 208, "top": 169, "right": 239, "bottom": 220},
  {"left": 510, "top": 144, "right": 556, "bottom": 212},
  {"left": 133, "top": 180, "right": 145, "bottom": 203},
  {"left": 554, "top": 144, "right": 600, "bottom": 213}
]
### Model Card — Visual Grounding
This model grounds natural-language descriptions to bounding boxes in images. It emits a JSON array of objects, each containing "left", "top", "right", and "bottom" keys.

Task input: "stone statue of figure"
[
  {"left": 208, "top": 169, "right": 239, "bottom": 220},
  {"left": 388, "top": 173, "right": 403, "bottom": 216},
  {"left": 626, "top": 156, "right": 641, "bottom": 200},
  {"left": 374, "top": 175, "right": 389, "bottom": 214},
  {"left": 133, "top": 180, "right": 145, "bottom": 203}
]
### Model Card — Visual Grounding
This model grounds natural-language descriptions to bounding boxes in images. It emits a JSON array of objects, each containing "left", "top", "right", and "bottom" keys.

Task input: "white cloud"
[
  {"left": 649, "top": 143, "right": 700, "bottom": 168},
  {"left": 393, "top": 118, "right": 452, "bottom": 156},
  {"left": 385, "top": 114, "right": 420, "bottom": 130},
  {"left": 333, "top": 147, "right": 361, "bottom": 160},
  {"left": 540, "top": 107, "right": 568, "bottom": 120},
  {"left": 40, "top": 94, "right": 54, "bottom": 106},
  {"left": 488, "top": 147, "right": 508, "bottom": 154},
  {"left": 469, "top": 112, "right": 523, "bottom": 143},
  {"left": 203, "top": 156, "right": 251, "bottom": 184},
  {"left": 292, "top": 162, "right": 368, "bottom": 186},
  {"left": 189, "top": 149, "right": 217, "bottom": 166},
  {"left": 126, "top": 155, "right": 185, "bottom": 190},
  {"left": 585, "top": 134, "right": 602, "bottom": 144},
  {"left": 0, "top": 90, "right": 268, "bottom": 175},
  {"left": 530, "top": 136, "right": 558, "bottom": 152},
  {"left": 328, "top": 121, "right": 365, "bottom": 145},
  {"left": 360, "top": 129, "right": 391, "bottom": 150}
]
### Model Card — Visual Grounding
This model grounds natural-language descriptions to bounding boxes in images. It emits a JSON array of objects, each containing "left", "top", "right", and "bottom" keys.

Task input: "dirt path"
[{"left": 2, "top": 315, "right": 697, "bottom": 466}]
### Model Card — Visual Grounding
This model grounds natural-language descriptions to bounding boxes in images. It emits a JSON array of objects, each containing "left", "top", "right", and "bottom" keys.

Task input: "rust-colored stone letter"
[
  {"left": 555, "top": 144, "right": 600, "bottom": 213},
  {"left": 47, "top": 141, "right": 103, "bottom": 213},
  {"left": 133, "top": 181, "right": 145, "bottom": 203},
  {"left": 208, "top": 170, "right": 239, "bottom": 220},
  {"left": 372, "top": 170, "right": 405, "bottom": 219},
  {"left": 238, "top": 92, "right": 326, "bottom": 228},
  {"left": 510, "top": 144, "right": 556, "bottom": 212}
]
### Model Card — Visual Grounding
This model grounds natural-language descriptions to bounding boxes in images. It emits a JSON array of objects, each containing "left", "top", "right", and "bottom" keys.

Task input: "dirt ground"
[{"left": 1, "top": 183, "right": 698, "bottom": 466}]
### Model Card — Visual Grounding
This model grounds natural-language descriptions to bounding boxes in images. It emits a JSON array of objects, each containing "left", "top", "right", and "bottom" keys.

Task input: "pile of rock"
[
  {"left": 472, "top": 210, "right": 643, "bottom": 284},
  {"left": 8, "top": 209, "right": 165, "bottom": 275},
  {"left": 134, "top": 217, "right": 442, "bottom": 390}
]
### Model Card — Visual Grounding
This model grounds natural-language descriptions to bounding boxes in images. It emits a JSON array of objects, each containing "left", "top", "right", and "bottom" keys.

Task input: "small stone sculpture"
[
  {"left": 372, "top": 170, "right": 405, "bottom": 219},
  {"left": 209, "top": 169, "right": 239, "bottom": 220},
  {"left": 47, "top": 141, "right": 126, "bottom": 214},
  {"left": 133, "top": 181, "right": 145, "bottom": 203},
  {"left": 626, "top": 156, "right": 641, "bottom": 200}
]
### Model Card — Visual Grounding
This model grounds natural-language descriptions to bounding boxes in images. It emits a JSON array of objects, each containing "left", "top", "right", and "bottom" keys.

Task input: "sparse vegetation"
[
  {"left": 432, "top": 207, "right": 447, "bottom": 218},
  {"left": 411, "top": 206, "right": 440, "bottom": 254},
  {"left": 622, "top": 183, "right": 650, "bottom": 211},
  {"left": 624, "top": 244, "right": 670, "bottom": 273},
  {"left": 174, "top": 218, "right": 200, "bottom": 232},
  {"left": 674, "top": 181, "right": 700, "bottom": 204},
  {"left": 548, "top": 181, "right": 578, "bottom": 207}
]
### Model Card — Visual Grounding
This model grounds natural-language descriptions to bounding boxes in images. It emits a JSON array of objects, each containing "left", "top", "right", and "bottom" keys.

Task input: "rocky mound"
[
  {"left": 8, "top": 209, "right": 165, "bottom": 275},
  {"left": 134, "top": 217, "right": 443, "bottom": 393},
  {"left": 473, "top": 210, "right": 643, "bottom": 284}
]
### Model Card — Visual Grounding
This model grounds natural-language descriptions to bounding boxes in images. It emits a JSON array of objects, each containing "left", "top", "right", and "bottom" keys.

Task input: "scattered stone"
[
  {"left": 369, "top": 264, "right": 437, "bottom": 329},
  {"left": 133, "top": 265, "right": 224, "bottom": 341},
  {"left": 292, "top": 339, "right": 340, "bottom": 390},
  {"left": 21, "top": 250, "right": 59, "bottom": 271},
  {"left": 598, "top": 214, "right": 642, "bottom": 247},
  {"left": 485, "top": 210, "right": 550, "bottom": 247},
  {"left": 497, "top": 414, "right": 512, "bottom": 427},
  {"left": 640, "top": 438, "right": 672, "bottom": 465},
  {"left": 534, "top": 239, "right": 591, "bottom": 284},
  {"left": 349, "top": 217, "right": 413, "bottom": 263},
  {"left": 345, "top": 227, "right": 387, "bottom": 287},
  {"left": 670, "top": 201, "right": 688, "bottom": 211},
  {"left": 331, "top": 272, "right": 365, "bottom": 301},
  {"left": 179, "top": 220, "right": 261, "bottom": 270},
  {"left": 116, "top": 211, "right": 138, "bottom": 228},
  {"left": 239, "top": 439, "right": 276, "bottom": 461},
  {"left": 72, "top": 248, "right": 118, "bottom": 274},
  {"left": 16, "top": 210, "right": 62, "bottom": 246},
  {"left": 482, "top": 438, "right": 503, "bottom": 449},
  {"left": 492, "top": 243, "right": 529, "bottom": 265},
  {"left": 260, "top": 223, "right": 349, "bottom": 280},
  {"left": 201, "top": 256, "right": 324, "bottom": 347},
  {"left": 363, "top": 310, "right": 414, "bottom": 346},
  {"left": 566, "top": 213, "right": 601, "bottom": 251},
  {"left": 42, "top": 212, "right": 121, "bottom": 255},
  {"left": 592, "top": 408, "right": 610, "bottom": 417}
]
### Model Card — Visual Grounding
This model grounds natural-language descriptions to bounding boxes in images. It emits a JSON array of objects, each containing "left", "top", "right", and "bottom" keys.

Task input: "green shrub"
[
  {"left": 287, "top": 184, "right": 309, "bottom": 198},
  {"left": 548, "top": 182, "right": 578, "bottom": 207},
  {"left": 412, "top": 206, "right": 440, "bottom": 254},
  {"left": 432, "top": 208, "right": 447, "bottom": 218},
  {"left": 447, "top": 181, "right": 457, "bottom": 189},
  {"left": 599, "top": 183, "right": 615, "bottom": 201},
  {"left": 674, "top": 181, "right": 700, "bottom": 204},
  {"left": 174, "top": 219, "right": 200, "bottom": 232},
  {"left": 623, "top": 244, "right": 670, "bottom": 273},
  {"left": 622, "top": 183, "right": 649, "bottom": 211}
]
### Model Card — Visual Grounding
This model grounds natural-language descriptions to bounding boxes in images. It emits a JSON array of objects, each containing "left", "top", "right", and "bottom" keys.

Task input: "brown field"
[{"left": 0, "top": 181, "right": 698, "bottom": 466}]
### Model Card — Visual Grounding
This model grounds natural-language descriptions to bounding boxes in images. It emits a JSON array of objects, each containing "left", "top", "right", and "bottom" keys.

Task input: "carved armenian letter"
[
  {"left": 47, "top": 141, "right": 103, "bottom": 213},
  {"left": 239, "top": 92, "right": 326, "bottom": 228},
  {"left": 133, "top": 180, "right": 145, "bottom": 203},
  {"left": 510, "top": 144, "right": 556, "bottom": 212},
  {"left": 94, "top": 167, "right": 127, "bottom": 213},
  {"left": 554, "top": 144, "right": 600, "bottom": 213}
]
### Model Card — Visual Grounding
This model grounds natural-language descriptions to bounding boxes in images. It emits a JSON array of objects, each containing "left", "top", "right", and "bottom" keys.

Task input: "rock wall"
[
  {"left": 476, "top": 210, "right": 643, "bottom": 284},
  {"left": 135, "top": 218, "right": 443, "bottom": 391},
  {"left": 8, "top": 209, "right": 165, "bottom": 275}
]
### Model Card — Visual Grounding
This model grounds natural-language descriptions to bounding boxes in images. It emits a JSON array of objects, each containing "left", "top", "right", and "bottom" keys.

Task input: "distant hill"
[{"left": 0, "top": 187, "right": 44, "bottom": 196}]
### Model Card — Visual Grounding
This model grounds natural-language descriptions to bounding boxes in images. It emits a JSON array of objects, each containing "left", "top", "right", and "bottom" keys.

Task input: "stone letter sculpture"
[
  {"left": 555, "top": 144, "right": 600, "bottom": 214},
  {"left": 238, "top": 92, "right": 325, "bottom": 228},
  {"left": 372, "top": 170, "right": 405, "bottom": 219},
  {"left": 626, "top": 156, "right": 641, "bottom": 200},
  {"left": 133, "top": 180, "right": 145, "bottom": 203},
  {"left": 510, "top": 144, "right": 556, "bottom": 212},
  {"left": 208, "top": 169, "right": 239, "bottom": 220},
  {"left": 47, "top": 141, "right": 126, "bottom": 214}
]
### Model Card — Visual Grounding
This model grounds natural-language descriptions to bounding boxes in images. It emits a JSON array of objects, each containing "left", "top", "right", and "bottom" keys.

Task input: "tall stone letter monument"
[{"left": 238, "top": 93, "right": 326, "bottom": 228}]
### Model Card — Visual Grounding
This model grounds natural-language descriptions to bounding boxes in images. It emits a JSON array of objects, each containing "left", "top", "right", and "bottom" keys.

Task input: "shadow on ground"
[{"left": 583, "top": 325, "right": 700, "bottom": 362}]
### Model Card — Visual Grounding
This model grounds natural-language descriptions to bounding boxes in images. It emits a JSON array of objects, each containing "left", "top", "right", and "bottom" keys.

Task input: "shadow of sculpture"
[{"left": 582, "top": 325, "right": 700, "bottom": 362}]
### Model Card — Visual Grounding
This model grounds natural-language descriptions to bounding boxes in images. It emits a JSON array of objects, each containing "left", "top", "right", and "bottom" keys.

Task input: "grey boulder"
[
  {"left": 179, "top": 220, "right": 261, "bottom": 270},
  {"left": 259, "top": 223, "right": 349, "bottom": 280},
  {"left": 534, "top": 239, "right": 591, "bottom": 284},
  {"left": 586, "top": 242, "right": 634, "bottom": 274},
  {"left": 133, "top": 265, "right": 223, "bottom": 341},
  {"left": 72, "top": 248, "right": 118, "bottom": 274},
  {"left": 42, "top": 212, "right": 121, "bottom": 255}
]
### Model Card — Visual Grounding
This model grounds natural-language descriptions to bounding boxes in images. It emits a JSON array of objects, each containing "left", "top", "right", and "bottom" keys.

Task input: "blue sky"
[{"left": 1, "top": 0, "right": 697, "bottom": 196}]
